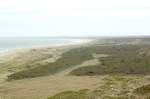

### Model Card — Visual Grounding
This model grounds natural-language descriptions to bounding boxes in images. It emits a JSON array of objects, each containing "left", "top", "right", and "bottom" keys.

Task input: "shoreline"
[
  {"left": 0, "top": 38, "right": 93, "bottom": 83},
  {"left": 0, "top": 38, "right": 93, "bottom": 57}
]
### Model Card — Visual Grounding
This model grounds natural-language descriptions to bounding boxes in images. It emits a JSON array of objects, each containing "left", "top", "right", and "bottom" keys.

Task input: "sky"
[{"left": 0, "top": 0, "right": 150, "bottom": 37}]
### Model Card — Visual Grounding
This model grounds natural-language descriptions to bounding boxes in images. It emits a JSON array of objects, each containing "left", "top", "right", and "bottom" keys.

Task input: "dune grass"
[
  {"left": 8, "top": 47, "right": 93, "bottom": 80},
  {"left": 47, "top": 89, "right": 89, "bottom": 99},
  {"left": 0, "top": 49, "right": 53, "bottom": 72},
  {"left": 131, "top": 84, "right": 150, "bottom": 99},
  {"left": 70, "top": 44, "right": 150, "bottom": 76},
  {"left": 47, "top": 75, "right": 148, "bottom": 99},
  {"left": 7, "top": 38, "right": 150, "bottom": 80},
  {"left": 1, "top": 37, "right": 150, "bottom": 99},
  {"left": 133, "top": 84, "right": 150, "bottom": 95}
]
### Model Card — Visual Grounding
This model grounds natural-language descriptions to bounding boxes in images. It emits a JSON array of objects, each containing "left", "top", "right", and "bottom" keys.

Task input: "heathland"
[{"left": 0, "top": 37, "right": 150, "bottom": 99}]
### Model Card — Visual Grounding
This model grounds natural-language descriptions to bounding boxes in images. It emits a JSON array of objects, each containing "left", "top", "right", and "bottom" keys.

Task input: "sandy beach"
[{"left": 0, "top": 38, "right": 92, "bottom": 56}]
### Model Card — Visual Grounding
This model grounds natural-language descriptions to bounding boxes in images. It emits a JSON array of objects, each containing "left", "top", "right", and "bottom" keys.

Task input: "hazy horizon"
[{"left": 0, "top": 0, "right": 150, "bottom": 37}]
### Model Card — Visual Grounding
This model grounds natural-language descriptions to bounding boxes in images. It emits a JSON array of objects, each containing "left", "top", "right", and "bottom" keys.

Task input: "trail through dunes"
[
  {"left": 55, "top": 58, "right": 100, "bottom": 76},
  {"left": 54, "top": 53, "right": 109, "bottom": 76}
]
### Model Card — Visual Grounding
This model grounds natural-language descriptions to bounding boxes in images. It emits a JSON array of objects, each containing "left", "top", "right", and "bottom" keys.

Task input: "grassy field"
[
  {"left": 7, "top": 46, "right": 93, "bottom": 80},
  {"left": 69, "top": 45, "right": 150, "bottom": 75},
  {"left": 8, "top": 38, "right": 150, "bottom": 80},
  {"left": 0, "top": 37, "right": 150, "bottom": 99},
  {"left": 47, "top": 75, "right": 150, "bottom": 99}
]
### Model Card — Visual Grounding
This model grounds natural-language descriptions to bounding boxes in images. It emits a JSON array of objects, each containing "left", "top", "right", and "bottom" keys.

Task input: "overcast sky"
[{"left": 0, "top": 0, "right": 150, "bottom": 37}]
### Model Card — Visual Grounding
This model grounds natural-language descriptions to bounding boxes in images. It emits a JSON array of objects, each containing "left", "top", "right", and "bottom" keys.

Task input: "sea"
[{"left": 0, "top": 37, "right": 75, "bottom": 53}]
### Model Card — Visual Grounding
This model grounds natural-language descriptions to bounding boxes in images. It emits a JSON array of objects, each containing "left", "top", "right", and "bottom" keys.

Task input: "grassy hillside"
[
  {"left": 1, "top": 37, "right": 150, "bottom": 99},
  {"left": 8, "top": 47, "right": 93, "bottom": 80},
  {"left": 70, "top": 46, "right": 150, "bottom": 75},
  {"left": 47, "top": 75, "right": 150, "bottom": 99},
  {"left": 48, "top": 89, "right": 89, "bottom": 99},
  {"left": 8, "top": 38, "right": 150, "bottom": 80}
]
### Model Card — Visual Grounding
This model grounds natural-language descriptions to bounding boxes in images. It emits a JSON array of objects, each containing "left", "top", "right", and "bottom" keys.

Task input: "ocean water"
[{"left": 0, "top": 37, "right": 74, "bottom": 53}]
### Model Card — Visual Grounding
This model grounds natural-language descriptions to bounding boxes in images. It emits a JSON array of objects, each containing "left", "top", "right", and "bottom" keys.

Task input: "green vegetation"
[
  {"left": 7, "top": 38, "right": 150, "bottom": 80},
  {"left": 47, "top": 89, "right": 89, "bottom": 99},
  {"left": 70, "top": 45, "right": 150, "bottom": 75},
  {"left": 47, "top": 75, "right": 147, "bottom": 99},
  {"left": 131, "top": 84, "right": 150, "bottom": 99},
  {"left": 134, "top": 84, "right": 150, "bottom": 95},
  {"left": 0, "top": 49, "right": 53, "bottom": 72},
  {"left": 1, "top": 37, "right": 150, "bottom": 99},
  {"left": 8, "top": 47, "right": 93, "bottom": 80}
]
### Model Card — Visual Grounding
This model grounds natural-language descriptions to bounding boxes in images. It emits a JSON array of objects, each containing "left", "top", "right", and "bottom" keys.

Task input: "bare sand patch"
[
  {"left": 92, "top": 53, "right": 110, "bottom": 58},
  {"left": 0, "top": 76, "right": 103, "bottom": 99}
]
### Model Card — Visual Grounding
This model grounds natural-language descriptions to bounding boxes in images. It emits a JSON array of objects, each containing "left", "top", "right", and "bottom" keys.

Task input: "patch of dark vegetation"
[
  {"left": 133, "top": 84, "right": 150, "bottom": 95},
  {"left": 47, "top": 89, "right": 89, "bottom": 99},
  {"left": 70, "top": 55, "right": 150, "bottom": 75},
  {"left": 70, "top": 44, "right": 150, "bottom": 76}
]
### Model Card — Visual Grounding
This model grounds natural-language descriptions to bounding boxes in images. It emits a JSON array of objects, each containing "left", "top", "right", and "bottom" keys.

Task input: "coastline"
[
  {"left": 0, "top": 38, "right": 93, "bottom": 83},
  {"left": 1, "top": 37, "right": 150, "bottom": 99},
  {"left": 0, "top": 38, "right": 93, "bottom": 57}
]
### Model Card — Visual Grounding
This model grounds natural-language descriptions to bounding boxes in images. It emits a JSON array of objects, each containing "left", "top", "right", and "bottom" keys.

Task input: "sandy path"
[
  {"left": 0, "top": 42, "right": 88, "bottom": 83},
  {"left": 54, "top": 53, "right": 109, "bottom": 76},
  {"left": 0, "top": 76, "right": 103, "bottom": 99},
  {"left": 55, "top": 59, "right": 100, "bottom": 76}
]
